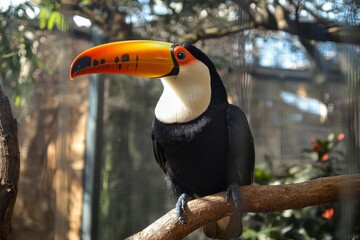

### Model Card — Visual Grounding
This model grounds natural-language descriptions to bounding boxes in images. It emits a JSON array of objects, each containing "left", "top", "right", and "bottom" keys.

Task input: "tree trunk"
[{"left": 0, "top": 86, "right": 20, "bottom": 240}]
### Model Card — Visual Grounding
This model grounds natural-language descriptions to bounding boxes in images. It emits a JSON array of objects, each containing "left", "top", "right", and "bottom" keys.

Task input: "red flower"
[
  {"left": 321, "top": 154, "right": 329, "bottom": 162},
  {"left": 322, "top": 208, "right": 334, "bottom": 219},
  {"left": 337, "top": 133, "right": 345, "bottom": 141}
]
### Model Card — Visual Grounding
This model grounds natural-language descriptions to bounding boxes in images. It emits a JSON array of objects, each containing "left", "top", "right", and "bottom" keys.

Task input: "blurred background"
[{"left": 0, "top": 0, "right": 359, "bottom": 239}]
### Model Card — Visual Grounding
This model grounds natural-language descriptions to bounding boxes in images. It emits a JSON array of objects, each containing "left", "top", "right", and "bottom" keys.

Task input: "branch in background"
[
  {"left": 232, "top": 0, "right": 360, "bottom": 45},
  {"left": 179, "top": 23, "right": 254, "bottom": 44},
  {"left": 0, "top": 86, "right": 20, "bottom": 240},
  {"left": 57, "top": 0, "right": 360, "bottom": 45},
  {"left": 60, "top": 3, "right": 106, "bottom": 27},
  {"left": 60, "top": 3, "right": 135, "bottom": 41},
  {"left": 127, "top": 174, "right": 360, "bottom": 240}
]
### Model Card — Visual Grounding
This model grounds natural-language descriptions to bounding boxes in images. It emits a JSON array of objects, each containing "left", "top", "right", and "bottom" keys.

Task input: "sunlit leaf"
[
  {"left": 81, "top": 0, "right": 92, "bottom": 5},
  {"left": 47, "top": 11, "right": 56, "bottom": 30},
  {"left": 15, "top": 95, "right": 21, "bottom": 106},
  {"left": 37, "top": 6, "right": 68, "bottom": 32},
  {"left": 254, "top": 168, "right": 273, "bottom": 184},
  {"left": 38, "top": 8, "right": 50, "bottom": 29},
  {"left": 327, "top": 133, "right": 335, "bottom": 141}
]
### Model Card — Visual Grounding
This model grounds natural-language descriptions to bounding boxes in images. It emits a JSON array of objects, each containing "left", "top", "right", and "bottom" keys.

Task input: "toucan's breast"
[{"left": 152, "top": 103, "right": 230, "bottom": 196}]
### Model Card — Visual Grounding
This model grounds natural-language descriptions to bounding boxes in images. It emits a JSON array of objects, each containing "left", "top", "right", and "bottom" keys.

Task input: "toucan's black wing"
[
  {"left": 226, "top": 104, "right": 255, "bottom": 185},
  {"left": 151, "top": 129, "right": 167, "bottom": 174}
]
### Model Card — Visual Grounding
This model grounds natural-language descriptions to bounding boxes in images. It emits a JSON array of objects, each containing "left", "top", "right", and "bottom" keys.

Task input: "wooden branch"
[
  {"left": 127, "top": 174, "right": 360, "bottom": 240},
  {"left": 179, "top": 23, "right": 254, "bottom": 44},
  {"left": 0, "top": 86, "right": 20, "bottom": 239}
]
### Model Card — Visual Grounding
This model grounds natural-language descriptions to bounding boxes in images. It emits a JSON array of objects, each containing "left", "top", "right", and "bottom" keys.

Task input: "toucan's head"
[{"left": 70, "top": 40, "right": 227, "bottom": 123}]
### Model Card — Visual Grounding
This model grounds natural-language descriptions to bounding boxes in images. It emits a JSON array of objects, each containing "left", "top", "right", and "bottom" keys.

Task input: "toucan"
[{"left": 70, "top": 40, "right": 255, "bottom": 239}]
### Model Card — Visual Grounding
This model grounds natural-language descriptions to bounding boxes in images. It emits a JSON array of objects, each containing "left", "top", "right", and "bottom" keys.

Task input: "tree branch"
[
  {"left": 127, "top": 174, "right": 360, "bottom": 240},
  {"left": 232, "top": 0, "right": 360, "bottom": 45},
  {"left": 0, "top": 86, "right": 20, "bottom": 240},
  {"left": 179, "top": 23, "right": 254, "bottom": 44}
]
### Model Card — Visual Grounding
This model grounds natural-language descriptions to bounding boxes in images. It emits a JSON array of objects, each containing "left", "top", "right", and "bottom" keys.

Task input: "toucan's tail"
[{"left": 203, "top": 213, "right": 242, "bottom": 239}]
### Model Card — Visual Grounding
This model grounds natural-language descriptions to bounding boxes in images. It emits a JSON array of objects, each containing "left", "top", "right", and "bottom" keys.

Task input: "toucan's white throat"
[{"left": 155, "top": 61, "right": 211, "bottom": 124}]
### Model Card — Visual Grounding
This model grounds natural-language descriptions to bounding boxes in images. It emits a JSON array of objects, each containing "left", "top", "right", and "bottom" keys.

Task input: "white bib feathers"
[{"left": 155, "top": 61, "right": 211, "bottom": 124}]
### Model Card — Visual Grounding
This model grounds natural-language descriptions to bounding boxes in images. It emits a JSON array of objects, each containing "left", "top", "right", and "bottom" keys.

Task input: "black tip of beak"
[{"left": 71, "top": 56, "right": 92, "bottom": 78}]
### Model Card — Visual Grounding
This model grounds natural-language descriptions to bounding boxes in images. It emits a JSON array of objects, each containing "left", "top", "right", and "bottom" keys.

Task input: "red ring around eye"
[{"left": 174, "top": 46, "right": 196, "bottom": 65}]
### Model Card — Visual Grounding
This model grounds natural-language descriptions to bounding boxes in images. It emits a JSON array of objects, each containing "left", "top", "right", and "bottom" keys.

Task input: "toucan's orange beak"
[{"left": 70, "top": 40, "right": 178, "bottom": 80}]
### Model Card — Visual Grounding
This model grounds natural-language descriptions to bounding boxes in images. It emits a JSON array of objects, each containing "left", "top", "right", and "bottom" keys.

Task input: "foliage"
[
  {"left": 0, "top": 1, "right": 68, "bottom": 109},
  {"left": 38, "top": 3, "right": 68, "bottom": 32},
  {"left": 245, "top": 133, "right": 355, "bottom": 240},
  {"left": 0, "top": 3, "right": 38, "bottom": 103}
]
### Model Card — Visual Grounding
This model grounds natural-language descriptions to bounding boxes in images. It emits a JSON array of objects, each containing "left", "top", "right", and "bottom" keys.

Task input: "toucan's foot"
[
  {"left": 226, "top": 182, "right": 240, "bottom": 211},
  {"left": 175, "top": 193, "right": 191, "bottom": 224}
]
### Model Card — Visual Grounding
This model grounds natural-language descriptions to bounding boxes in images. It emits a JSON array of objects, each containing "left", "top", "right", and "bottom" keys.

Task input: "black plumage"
[{"left": 152, "top": 104, "right": 254, "bottom": 197}]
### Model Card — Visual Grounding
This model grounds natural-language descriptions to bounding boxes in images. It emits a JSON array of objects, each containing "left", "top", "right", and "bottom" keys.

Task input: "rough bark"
[
  {"left": 127, "top": 174, "right": 360, "bottom": 240},
  {"left": 0, "top": 86, "right": 20, "bottom": 240}
]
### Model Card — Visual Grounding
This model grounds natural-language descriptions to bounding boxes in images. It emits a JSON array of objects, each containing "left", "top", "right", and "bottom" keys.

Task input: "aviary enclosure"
[{"left": 0, "top": 1, "right": 359, "bottom": 239}]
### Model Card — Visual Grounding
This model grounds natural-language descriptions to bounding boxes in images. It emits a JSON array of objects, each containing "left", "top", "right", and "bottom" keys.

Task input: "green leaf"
[
  {"left": 15, "top": 95, "right": 21, "bottom": 106},
  {"left": 81, "top": 0, "right": 92, "bottom": 5},
  {"left": 1, "top": 52, "right": 17, "bottom": 58},
  {"left": 37, "top": 6, "right": 68, "bottom": 32},
  {"left": 38, "top": 8, "right": 50, "bottom": 29},
  {"left": 255, "top": 168, "right": 273, "bottom": 184},
  {"left": 47, "top": 11, "right": 68, "bottom": 31},
  {"left": 47, "top": 11, "right": 56, "bottom": 30}
]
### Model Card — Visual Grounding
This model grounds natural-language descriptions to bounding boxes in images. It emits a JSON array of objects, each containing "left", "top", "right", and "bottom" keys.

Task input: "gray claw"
[
  {"left": 226, "top": 182, "right": 240, "bottom": 210},
  {"left": 175, "top": 193, "right": 190, "bottom": 224}
]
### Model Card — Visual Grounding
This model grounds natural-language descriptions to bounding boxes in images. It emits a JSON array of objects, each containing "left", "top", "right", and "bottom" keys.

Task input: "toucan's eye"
[{"left": 177, "top": 51, "right": 186, "bottom": 60}]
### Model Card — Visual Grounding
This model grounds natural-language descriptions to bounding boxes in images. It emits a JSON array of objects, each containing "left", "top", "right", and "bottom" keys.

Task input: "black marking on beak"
[
  {"left": 71, "top": 56, "right": 92, "bottom": 77},
  {"left": 114, "top": 57, "right": 122, "bottom": 70},
  {"left": 119, "top": 54, "right": 129, "bottom": 70},
  {"left": 135, "top": 55, "right": 139, "bottom": 71},
  {"left": 121, "top": 54, "right": 130, "bottom": 62}
]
